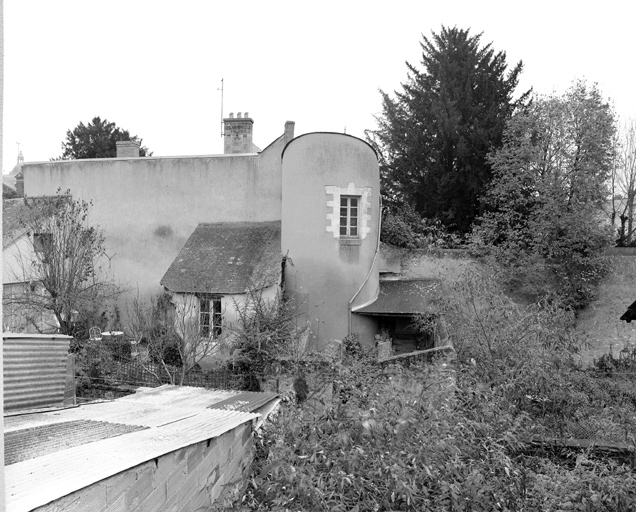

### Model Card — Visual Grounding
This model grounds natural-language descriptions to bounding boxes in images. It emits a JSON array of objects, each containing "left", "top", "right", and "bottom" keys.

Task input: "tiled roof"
[
  {"left": 2, "top": 198, "right": 29, "bottom": 248},
  {"left": 354, "top": 278, "right": 442, "bottom": 315},
  {"left": 161, "top": 221, "right": 282, "bottom": 294}
]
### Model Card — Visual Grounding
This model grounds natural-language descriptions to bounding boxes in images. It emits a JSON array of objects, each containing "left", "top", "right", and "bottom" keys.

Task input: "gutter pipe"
[{"left": 348, "top": 196, "right": 382, "bottom": 336}]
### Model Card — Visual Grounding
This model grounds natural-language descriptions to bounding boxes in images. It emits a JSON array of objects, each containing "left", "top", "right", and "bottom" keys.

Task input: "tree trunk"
[{"left": 627, "top": 197, "right": 635, "bottom": 245}]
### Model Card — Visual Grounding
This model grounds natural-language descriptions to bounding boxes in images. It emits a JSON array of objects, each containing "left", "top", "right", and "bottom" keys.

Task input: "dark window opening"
[{"left": 199, "top": 294, "right": 222, "bottom": 338}]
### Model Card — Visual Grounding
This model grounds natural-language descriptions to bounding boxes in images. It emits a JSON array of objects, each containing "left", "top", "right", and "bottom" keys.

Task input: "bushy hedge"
[
  {"left": 224, "top": 272, "right": 636, "bottom": 511},
  {"left": 232, "top": 360, "right": 636, "bottom": 510}
]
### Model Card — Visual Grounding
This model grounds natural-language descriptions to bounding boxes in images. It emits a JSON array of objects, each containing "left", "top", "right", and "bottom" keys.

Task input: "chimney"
[
  {"left": 223, "top": 112, "right": 254, "bottom": 154},
  {"left": 116, "top": 140, "right": 140, "bottom": 158},
  {"left": 284, "top": 121, "right": 295, "bottom": 145}
]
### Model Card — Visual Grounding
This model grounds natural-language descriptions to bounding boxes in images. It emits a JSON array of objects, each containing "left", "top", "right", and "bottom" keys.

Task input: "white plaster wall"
[
  {"left": 23, "top": 137, "right": 286, "bottom": 299},
  {"left": 171, "top": 283, "right": 281, "bottom": 362},
  {"left": 3, "top": 233, "right": 38, "bottom": 284},
  {"left": 281, "top": 133, "right": 380, "bottom": 349}
]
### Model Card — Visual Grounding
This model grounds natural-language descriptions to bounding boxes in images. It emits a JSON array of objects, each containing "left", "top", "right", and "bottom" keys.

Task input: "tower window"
[{"left": 339, "top": 196, "right": 359, "bottom": 237}]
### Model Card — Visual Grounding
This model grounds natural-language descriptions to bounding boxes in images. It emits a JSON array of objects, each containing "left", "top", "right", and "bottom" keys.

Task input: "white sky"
[{"left": 4, "top": 0, "right": 635, "bottom": 172}]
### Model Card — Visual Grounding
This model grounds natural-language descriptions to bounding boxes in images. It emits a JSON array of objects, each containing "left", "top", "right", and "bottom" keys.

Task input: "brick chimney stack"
[
  {"left": 116, "top": 140, "right": 140, "bottom": 158},
  {"left": 284, "top": 121, "right": 295, "bottom": 145},
  {"left": 223, "top": 112, "right": 254, "bottom": 154}
]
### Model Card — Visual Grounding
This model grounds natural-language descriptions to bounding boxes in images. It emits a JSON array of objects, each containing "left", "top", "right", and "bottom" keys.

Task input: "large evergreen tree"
[
  {"left": 58, "top": 116, "right": 151, "bottom": 159},
  {"left": 368, "top": 26, "right": 528, "bottom": 232}
]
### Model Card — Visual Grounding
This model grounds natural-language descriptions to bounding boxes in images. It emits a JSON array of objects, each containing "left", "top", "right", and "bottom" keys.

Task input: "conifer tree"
[
  {"left": 368, "top": 26, "right": 528, "bottom": 232},
  {"left": 58, "top": 116, "right": 151, "bottom": 159}
]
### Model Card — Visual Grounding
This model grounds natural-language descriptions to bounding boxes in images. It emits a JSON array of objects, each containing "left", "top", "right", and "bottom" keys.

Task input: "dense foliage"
[
  {"left": 58, "top": 116, "right": 151, "bottom": 159},
  {"left": 227, "top": 272, "right": 636, "bottom": 511},
  {"left": 368, "top": 26, "right": 528, "bottom": 232},
  {"left": 227, "top": 288, "right": 309, "bottom": 391},
  {"left": 472, "top": 80, "right": 615, "bottom": 309},
  {"left": 381, "top": 204, "right": 462, "bottom": 249}
]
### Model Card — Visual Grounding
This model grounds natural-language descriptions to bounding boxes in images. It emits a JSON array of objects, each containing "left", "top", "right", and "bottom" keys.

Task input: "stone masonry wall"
[{"left": 33, "top": 422, "right": 253, "bottom": 512}]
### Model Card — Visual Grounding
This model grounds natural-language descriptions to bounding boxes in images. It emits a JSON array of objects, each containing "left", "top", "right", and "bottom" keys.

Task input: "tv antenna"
[{"left": 218, "top": 78, "right": 224, "bottom": 137}]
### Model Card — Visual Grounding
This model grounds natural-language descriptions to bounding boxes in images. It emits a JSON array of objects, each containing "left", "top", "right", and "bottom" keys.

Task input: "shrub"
[
  {"left": 381, "top": 204, "right": 463, "bottom": 249},
  {"left": 227, "top": 271, "right": 636, "bottom": 510}
]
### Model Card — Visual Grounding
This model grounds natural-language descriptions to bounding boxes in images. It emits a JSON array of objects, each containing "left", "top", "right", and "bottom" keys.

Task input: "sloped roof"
[
  {"left": 3, "top": 198, "right": 29, "bottom": 248},
  {"left": 4, "top": 385, "right": 279, "bottom": 511},
  {"left": 208, "top": 391, "right": 279, "bottom": 412},
  {"left": 620, "top": 300, "right": 636, "bottom": 323},
  {"left": 3, "top": 183, "right": 18, "bottom": 199},
  {"left": 354, "top": 278, "right": 442, "bottom": 315},
  {"left": 161, "top": 221, "right": 282, "bottom": 294}
]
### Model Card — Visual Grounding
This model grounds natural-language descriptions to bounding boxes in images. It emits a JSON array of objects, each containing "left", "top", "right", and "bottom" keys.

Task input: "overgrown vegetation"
[
  {"left": 226, "top": 288, "right": 309, "bottom": 391},
  {"left": 227, "top": 272, "right": 636, "bottom": 511},
  {"left": 472, "top": 80, "right": 615, "bottom": 309},
  {"left": 125, "top": 291, "right": 223, "bottom": 385},
  {"left": 381, "top": 204, "right": 463, "bottom": 249}
]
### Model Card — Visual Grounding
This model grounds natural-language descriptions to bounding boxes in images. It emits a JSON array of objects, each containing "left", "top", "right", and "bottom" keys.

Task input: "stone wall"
[{"left": 34, "top": 422, "right": 253, "bottom": 512}]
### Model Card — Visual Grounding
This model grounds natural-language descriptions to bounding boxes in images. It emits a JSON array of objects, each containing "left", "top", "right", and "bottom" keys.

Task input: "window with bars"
[
  {"left": 199, "top": 294, "right": 222, "bottom": 338},
  {"left": 339, "top": 195, "right": 359, "bottom": 237}
]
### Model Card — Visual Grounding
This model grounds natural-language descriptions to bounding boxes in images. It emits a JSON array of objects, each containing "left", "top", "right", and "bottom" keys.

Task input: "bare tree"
[
  {"left": 125, "top": 292, "right": 221, "bottom": 385},
  {"left": 611, "top": 119, "right": 636, "bottom": 245},
  {"left": 4, "top": 191, "right": 120, "bottom": 335}
]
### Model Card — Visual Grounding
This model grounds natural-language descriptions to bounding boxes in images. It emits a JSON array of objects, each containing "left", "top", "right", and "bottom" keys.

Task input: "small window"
[
  {"left": 339, "top": 196, "right": 359, "bottom": 238},
  {"left": 199, "top": 294, "right": 222, "bottom": 338},
  {"left": 33, "top": 233, "right": 52, "bottom": 253}
]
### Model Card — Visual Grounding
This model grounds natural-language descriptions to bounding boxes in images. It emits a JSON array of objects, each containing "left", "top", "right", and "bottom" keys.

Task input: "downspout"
[{"left": 348, "top": 196, "right": 382, "bottom": 336}]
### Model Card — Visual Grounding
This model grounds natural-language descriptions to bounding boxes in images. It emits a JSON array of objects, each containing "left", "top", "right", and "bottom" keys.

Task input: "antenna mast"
[{"left": 218, "top": 78, "right": 224, "bottom": 137}]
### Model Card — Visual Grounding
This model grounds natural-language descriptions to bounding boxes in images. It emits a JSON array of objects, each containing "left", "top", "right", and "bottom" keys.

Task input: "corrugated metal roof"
[
  {"left": 160, "top": 221, "right": 282, "bottom": 294},
  {"left": 208, "top": 391, "right": 279, "bottom": 412},
  {"left": 4, "top": 385, "right": 279, "bottom": 512},
  {"left": 3, "top": 334, "right": 73, "bottom": 414},
  {"left": 5, "top": 419, "right": 147, "bottom": 465},
  {"left": 354, "top": 279, "right": 442, "bottom": 315}
]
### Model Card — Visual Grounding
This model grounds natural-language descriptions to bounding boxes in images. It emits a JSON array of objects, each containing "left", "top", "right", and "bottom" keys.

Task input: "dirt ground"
[{"left": 575, "top": 256, "right": 636, "bottom": 366}]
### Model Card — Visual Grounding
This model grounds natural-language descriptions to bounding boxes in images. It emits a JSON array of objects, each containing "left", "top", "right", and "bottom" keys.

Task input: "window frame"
[
  {"left": 339, "top": 195, "right": 360, "bottom": 238},
  {"left": 198, "top": 294, "right": 222, "bottom": 339}
]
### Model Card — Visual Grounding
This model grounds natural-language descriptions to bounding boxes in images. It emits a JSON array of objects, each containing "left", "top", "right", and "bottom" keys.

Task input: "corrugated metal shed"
[
  {"left": 5, "top": 385, "right": 279, "bottom": 512},
  {"left": 208, "top": 390, "right": 279, "bottom": 412},
  {"left": 3, "top": 333, "right": 72, "bottom": 414},
  {"left": 354, "top": 279, "right": 442, "bottom": 315}
]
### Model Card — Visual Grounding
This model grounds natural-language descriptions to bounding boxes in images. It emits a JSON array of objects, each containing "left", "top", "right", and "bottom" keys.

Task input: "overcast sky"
[{"left": 3, "top": 0, "right": 634, "bottom": 172}]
